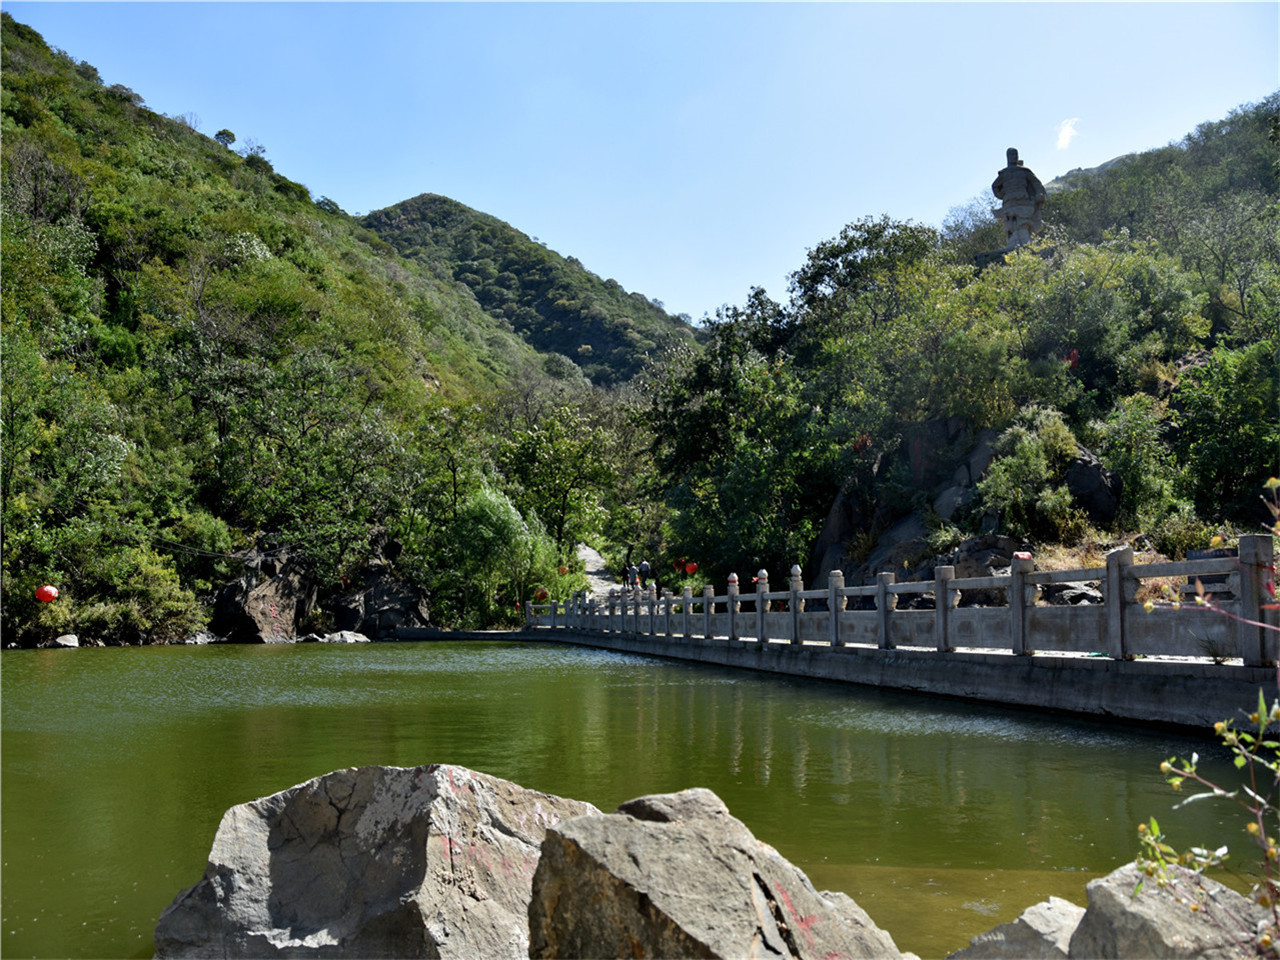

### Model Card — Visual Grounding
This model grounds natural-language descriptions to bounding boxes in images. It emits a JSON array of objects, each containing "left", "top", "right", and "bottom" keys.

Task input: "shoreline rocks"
[{"left": 155, "top": 765, "right": 1272, "bottom": 960}]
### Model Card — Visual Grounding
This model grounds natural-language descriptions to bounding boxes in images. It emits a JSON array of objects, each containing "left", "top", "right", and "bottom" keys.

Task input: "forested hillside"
[
  {"left": 2, "top": 8, "right": 1275, "bottom": 647},
  {"left": 363, "top": 194, "right": 696, "bottom": 386},
  {"left": 644, "top": 94, "right": 1279, "bottom": 579},
  {"left": 0, "top": 13, "right": 657, "bottom": 643}
]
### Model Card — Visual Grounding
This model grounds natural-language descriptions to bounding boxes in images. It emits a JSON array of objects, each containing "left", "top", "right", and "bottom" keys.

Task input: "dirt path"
[{"left": 576, "top": 543, "right": 619, "bottom": 598}]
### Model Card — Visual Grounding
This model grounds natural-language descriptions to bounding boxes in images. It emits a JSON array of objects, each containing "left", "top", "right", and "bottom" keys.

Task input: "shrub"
[{"left": 977, "top": 404, "right": 1086, "bottom": 541}]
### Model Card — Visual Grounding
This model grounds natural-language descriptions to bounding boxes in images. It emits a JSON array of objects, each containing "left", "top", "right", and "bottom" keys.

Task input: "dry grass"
[{"left": 1029, "top": 532, "right": 1184, "bottom": 604}]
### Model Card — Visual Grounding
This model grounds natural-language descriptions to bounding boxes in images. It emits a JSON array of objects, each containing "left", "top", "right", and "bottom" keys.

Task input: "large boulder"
[
  {"left": 210, "top": 548, "right": 317, "bottom": 643},
  {"left": 528, "top": 787, "right": 907, "bottom": 960},
  {"left": 153, "top": 764, "right": 600, "bottom": 958},
  {"left": 1064, "top": 447, "right": 1122, "bottom": 526},
  {"left": 332, "top": 574, "right": 430, "bottom": 639},
  {"left": 1067, "top": 863, "right": 1268, "bottom": 959},
  {"left": 947, "top": 896, "right": 1084, "bottom": 959}
]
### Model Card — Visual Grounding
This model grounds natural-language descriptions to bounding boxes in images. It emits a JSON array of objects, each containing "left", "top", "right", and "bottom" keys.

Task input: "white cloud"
[{"left": 1056, "top": 118, "right": 1081, "bottom": 150}]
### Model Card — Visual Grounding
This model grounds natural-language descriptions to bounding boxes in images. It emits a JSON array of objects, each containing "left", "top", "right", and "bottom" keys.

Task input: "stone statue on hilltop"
[{"left": 992, "top": 147, "right": 1047, "bottom": 249}]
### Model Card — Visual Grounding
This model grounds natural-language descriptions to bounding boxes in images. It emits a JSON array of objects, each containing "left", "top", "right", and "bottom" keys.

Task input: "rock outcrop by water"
[
  {"left": 529, "top": 787, "right": 908, "bottom": 960},
  {"left": 947, "top": 896, "right": 1084, "bottom": 959},
  {"left": 1068, "top": 863, "right": 1268, "bottom": 959},
  {"left": 950, "top": 863, "right": 1270, "bottom": 960},
  {"left": 209, "top": 547, "right": 317, "bottom": 643},
  {"left": 152, "top": 765, "right": 599, "bottom": 958},
  {"left": 333, "top": 573, "right": 430, "bottom": 639}
]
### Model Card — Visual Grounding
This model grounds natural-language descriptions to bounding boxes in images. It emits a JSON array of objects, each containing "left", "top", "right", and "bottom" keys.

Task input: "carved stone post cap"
[
  {"left": 727, "top": 573, "right": 738, "bottom": 584},
  {"left": 790, "top": 565, "right": 802, "bottom": 577},
  {"left": 757, "top": 569, "right": 769, "bottom": 580}
]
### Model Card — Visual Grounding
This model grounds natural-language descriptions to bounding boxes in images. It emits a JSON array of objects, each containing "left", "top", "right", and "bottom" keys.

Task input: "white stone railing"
[{"left": 526, "top": 535, "right": 1277, "bottom": 666}]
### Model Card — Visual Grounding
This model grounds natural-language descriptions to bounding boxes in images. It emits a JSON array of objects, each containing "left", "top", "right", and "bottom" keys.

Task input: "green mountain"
[{"left": 362, "top": 194, "right": 696, "bottom": 386}]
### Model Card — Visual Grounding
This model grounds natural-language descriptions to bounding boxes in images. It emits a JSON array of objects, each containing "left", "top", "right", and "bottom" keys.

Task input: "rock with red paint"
[
  {"left": 529, "top": 787, "right": 908, "bottom": 959},
  {"left": 153, "top": 765, "right": 600, "bottom": 958}
]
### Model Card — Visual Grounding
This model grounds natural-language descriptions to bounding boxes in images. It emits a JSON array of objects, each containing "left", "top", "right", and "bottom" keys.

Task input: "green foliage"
[
  {"left": 435, "top": 485, "right": 559, "bottom": 628},
  {"left": 1172, "top": 341, "right": 1280, "bottom": 523},
  {"left": 977, "top": 405, "right": 1089, "bottom": 542},
  {"left": 1091, "top": 393, "right": 1184, "bottom": 528}
]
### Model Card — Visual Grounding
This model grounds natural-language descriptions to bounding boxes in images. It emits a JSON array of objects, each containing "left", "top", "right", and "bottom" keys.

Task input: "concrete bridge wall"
[{"left": 524, "top": 535, "right": 1277, "bottom": 730}]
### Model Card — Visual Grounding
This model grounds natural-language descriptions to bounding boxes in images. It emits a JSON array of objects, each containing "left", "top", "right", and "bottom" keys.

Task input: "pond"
[{"left": 0, "top": 640, "right": 1243, "bottom": 958}]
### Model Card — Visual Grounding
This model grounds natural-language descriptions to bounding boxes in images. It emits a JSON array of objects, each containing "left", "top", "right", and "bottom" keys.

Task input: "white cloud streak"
[{"left": 1057, "top": 117, "right": 1081, "bottom": 150}]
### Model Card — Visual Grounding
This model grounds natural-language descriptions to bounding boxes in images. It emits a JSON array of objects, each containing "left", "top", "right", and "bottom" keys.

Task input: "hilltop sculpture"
[{"left": 992, "top": 147, "right": 1047, "bottom": 249}]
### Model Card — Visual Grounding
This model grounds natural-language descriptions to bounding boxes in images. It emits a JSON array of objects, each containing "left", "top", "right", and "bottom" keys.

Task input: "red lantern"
[
  {"left": 557, "top": 565, "right": 569, "bottom": 576},
  {"left": 534, "top": 587, "right": 548, "bottom": 602},
  {"left": 35, "top": 584, "right": 59, "bottom": 603},
  {"left": 685, "top": 562, "right": 698, "bottom": 575}
]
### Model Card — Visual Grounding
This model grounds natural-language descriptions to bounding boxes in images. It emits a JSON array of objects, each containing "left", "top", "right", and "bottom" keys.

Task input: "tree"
[
  {"left": 787, "top": 215, "right": 939, "bottom": 332},
  {"left": 214, "top": 129, "right": 235, "bottom": 148},
  {"left": 494, "top": 404, "right": 615, "bottom": 559}
]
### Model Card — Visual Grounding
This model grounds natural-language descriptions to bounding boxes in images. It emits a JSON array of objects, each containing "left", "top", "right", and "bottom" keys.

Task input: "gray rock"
[
  {"left": 1064, "top": 447, "right": 1122, "bottom": 526},
  {"left": 1043, "top": 582, "right": 1103, "bottom": 606},
  {"left": 967, "top": 429, "right": 999, "bottom": 484},
  {"left": 1067, "top": 863, "right": 1267, "bottom": 959},
  {"left": 863, "top": 515, "right": 931, "bottom": 579},
  {"left": 529, "top": 787, "right": 906, "bottom": 960},
  {"left": 948, "top": 896, "right": 1084, "bottom": 959},
  {"left": 320, "top": 631, "right": 371, "bottom": 644},
  {"left": 210, "top": 547, "right": 317, "bottom": 643},
  {"left": 934, "top": 485, "right": 974, "bottom": 522},
  {"left": 38, "top": 634, "right": 79, "bottom": 650},
  {"left": 333, "top": 574, "right": 430, "bottom": 639},
  {"left": 154, "top": 764, "right": 600, "bottom": 959}
]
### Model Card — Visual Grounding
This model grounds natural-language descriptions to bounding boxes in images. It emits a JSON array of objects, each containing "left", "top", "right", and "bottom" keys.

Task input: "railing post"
[
  {"left": 663, "top": 589, "right": 672, "bottom": 637},
  {"left": 1105, "top": 545, "right": 1134, "bottom": 659},
  {"left": 933, "top": 565, "right": 954, "bottom": 652},
  {"left": 756, "top": 569, "right": 769, "bottom": 643},
  {"left": 1009, "top": 554, "right": 1033, "bottom": 655},
  {"left": 550, "top": 599, "right": 559, "bottom": 630},
  {"left": 727, "top": 573, "right": 740, "bottom": 641},
  {"left": 525, "top": 599, "right": 534, "bottom": 627},
  {"left": 789, "top": 564, "right": 803, "bottom": 645},
  {"left": 828, "top": 569, "right": 845, "bottom": 646},
  {"left": 608, "top": 590, "right": 617, "bottom": 633},
  {"left": 876, "top": 572, "right": 897, "bottom": 649},
  {"left": 1238, "top": 534, "right": 1275, "bottom": 667},
  {"left": 682, "top": 586, "right": 693, "bottom": 639},
  {"left": 702, "top": 585, "right": 714, "bottom": 639}
]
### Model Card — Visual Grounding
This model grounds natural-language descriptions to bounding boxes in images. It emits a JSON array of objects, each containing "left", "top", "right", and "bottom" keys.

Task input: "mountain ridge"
[{"left": 362, "top": 192, "right": 697, "bottom": 386}]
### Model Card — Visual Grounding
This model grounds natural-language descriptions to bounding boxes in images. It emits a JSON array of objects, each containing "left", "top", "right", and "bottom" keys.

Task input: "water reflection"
[{"left": 1, "top": 642, "right": 1237, "bottom": 960}]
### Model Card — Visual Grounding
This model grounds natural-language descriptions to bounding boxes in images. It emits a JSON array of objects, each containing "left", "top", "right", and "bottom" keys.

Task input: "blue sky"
[{"left": 7, "top": 2, "right": 1277, "bottom": 320}]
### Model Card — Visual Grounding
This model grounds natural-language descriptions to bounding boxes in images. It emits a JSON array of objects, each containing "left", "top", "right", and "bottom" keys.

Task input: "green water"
[{"left": 0, "top": 641, "right": 1243, "bottom": 959}]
